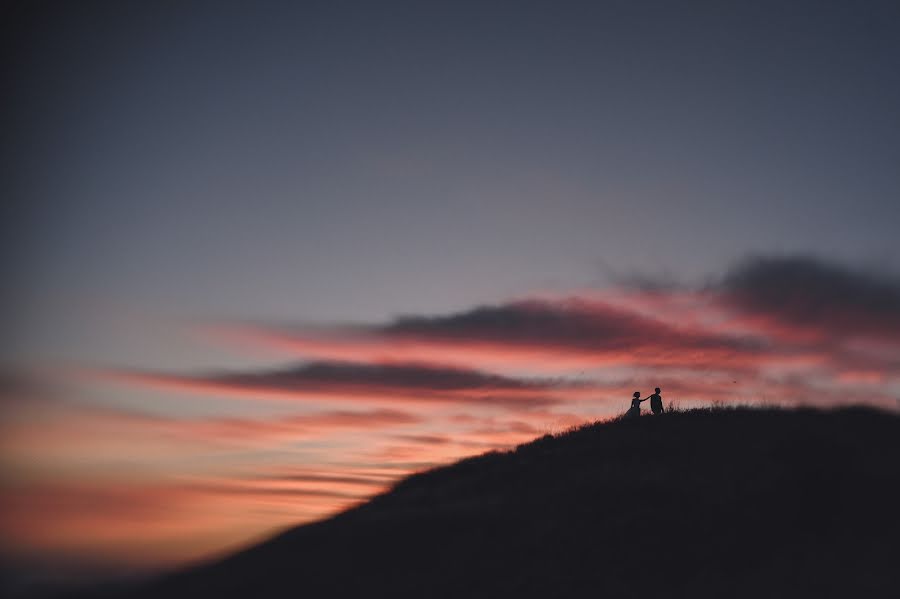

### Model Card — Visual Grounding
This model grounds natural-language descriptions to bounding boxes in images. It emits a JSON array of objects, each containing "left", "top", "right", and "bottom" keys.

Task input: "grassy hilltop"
[{"left": 89, "top": 407, "right": 900, "bottom": 599}]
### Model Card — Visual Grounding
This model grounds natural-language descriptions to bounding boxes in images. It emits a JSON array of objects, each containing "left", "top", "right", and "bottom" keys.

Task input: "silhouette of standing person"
[
  {"left": 649, "top": 387, "right": 663, "bottom": 415},
  {"left": 627, "top": 391, "right": 647, "bottom": 418}
]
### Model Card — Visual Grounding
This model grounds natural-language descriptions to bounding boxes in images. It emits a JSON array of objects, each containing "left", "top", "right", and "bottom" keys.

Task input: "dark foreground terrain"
[{"left": 82, "top": 407, "right": 900, "bottom": 598}]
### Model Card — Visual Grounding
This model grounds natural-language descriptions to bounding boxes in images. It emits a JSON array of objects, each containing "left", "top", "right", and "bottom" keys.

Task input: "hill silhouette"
[{"left": 78, "top": 407, "right": 900, "bottom": 598}]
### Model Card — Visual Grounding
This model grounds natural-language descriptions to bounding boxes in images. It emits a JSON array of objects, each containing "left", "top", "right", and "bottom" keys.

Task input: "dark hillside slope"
[{"left": 124, "top": 408, "right": 900, "bottom": 598}]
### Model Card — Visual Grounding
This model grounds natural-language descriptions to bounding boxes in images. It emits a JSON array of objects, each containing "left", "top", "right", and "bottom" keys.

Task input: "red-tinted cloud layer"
[
  {"left": 217, "top": 298, "right": 772, "bottom": 373},
  {"left": 5, "top": 255, "right": 900, "bottom": 582}
]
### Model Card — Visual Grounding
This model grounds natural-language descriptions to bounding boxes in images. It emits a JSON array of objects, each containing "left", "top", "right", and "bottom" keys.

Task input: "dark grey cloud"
[
  {"left": 716, "top": 255, "right": 900, "bottom": 341},
  {"left": 110, "top": 360, "right": 583, "bottom": 409},
  {"left": 255, "top": 473, "right": 391, "bottom": 487},
  {"left": 189, "top": 482, "right": 363, "bottom": 501},
  {"left": 0, "top": 370, "right": 57, "bottom": 404},
  {"left": 380, "top": 299, "right": 762, "bottom": 357},
  {"left": 393, "top": 434, "right": 452, "bottom": 446},
  {"left": 215, "top": 360, "right": 574, "bottom": 394}
]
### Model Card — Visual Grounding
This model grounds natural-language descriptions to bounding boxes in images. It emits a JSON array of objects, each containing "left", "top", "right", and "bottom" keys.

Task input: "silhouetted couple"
[{"left": 627, "top": 387, "right": 663, "bottom": 418}]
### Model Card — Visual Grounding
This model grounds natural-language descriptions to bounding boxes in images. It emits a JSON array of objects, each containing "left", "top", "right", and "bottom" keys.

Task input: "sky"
[{"left": 2, "top": 0, "right": 900, "bottom": 590}]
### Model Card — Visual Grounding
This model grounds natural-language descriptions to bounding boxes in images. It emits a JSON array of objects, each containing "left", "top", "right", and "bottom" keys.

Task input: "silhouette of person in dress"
[{"left": 627, "top": 391, "right": 647, "bottom": 418}]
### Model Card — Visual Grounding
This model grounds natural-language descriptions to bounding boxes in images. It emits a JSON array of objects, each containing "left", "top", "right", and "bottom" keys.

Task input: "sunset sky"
[{"left": 2, "top": 0, "right": 900, "bottom": 587}]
